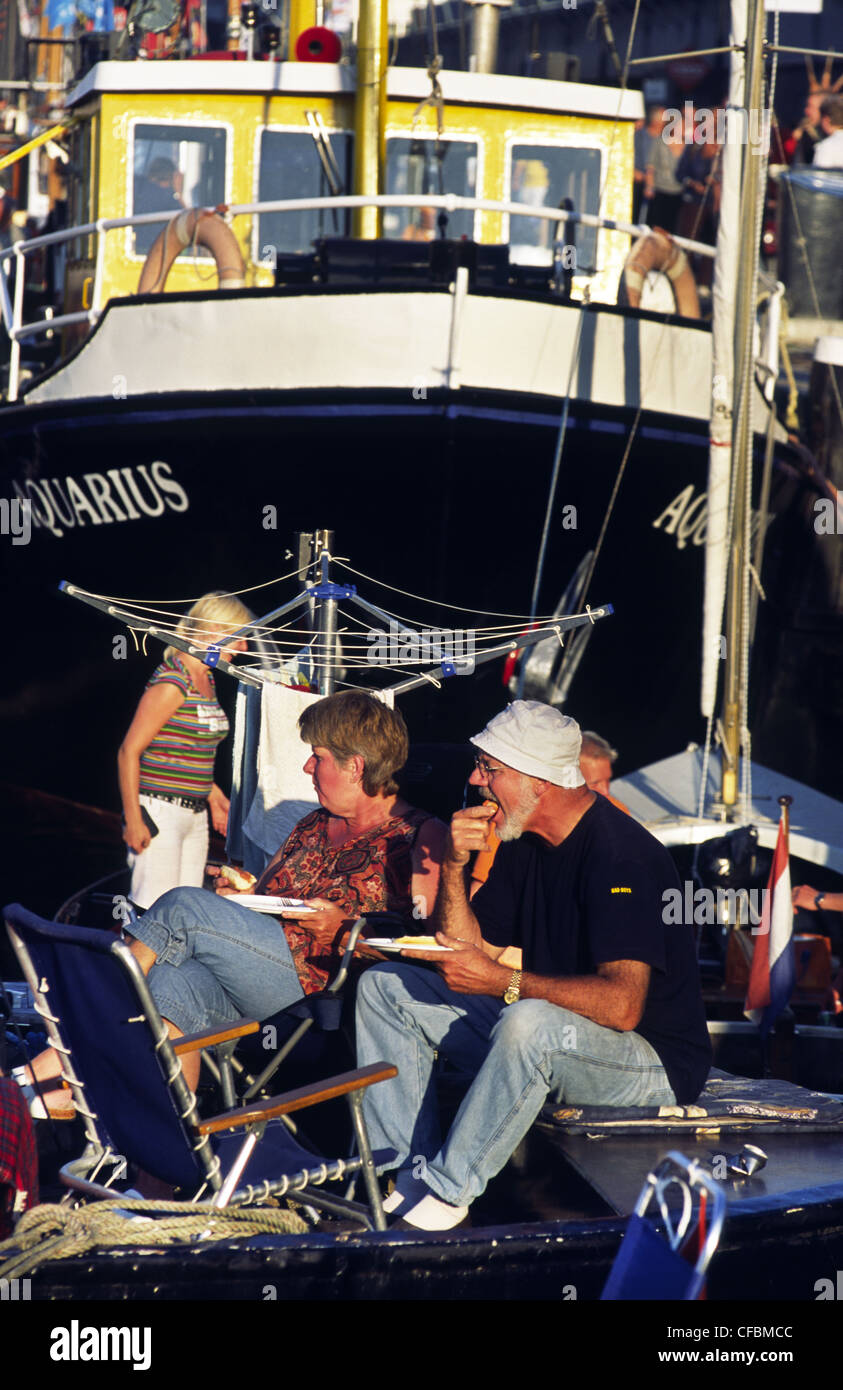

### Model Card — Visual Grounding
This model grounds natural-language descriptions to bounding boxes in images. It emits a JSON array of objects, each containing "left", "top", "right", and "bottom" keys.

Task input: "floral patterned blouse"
[{"left": 262, "top": 805, "right": 431, "bottom": 994}]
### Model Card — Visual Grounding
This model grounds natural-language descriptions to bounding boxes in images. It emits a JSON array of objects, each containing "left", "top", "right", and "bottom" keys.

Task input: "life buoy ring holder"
[
  {"left": 137, "top": 208, "right": 246, "bottom": 296},
  {"left": 618, "top": 228, "right": 701, "bottom": 320}
]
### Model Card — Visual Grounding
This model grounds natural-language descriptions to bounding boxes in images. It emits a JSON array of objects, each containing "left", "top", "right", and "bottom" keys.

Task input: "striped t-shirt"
[{"left": 138, "top": 655, "right": 229, "bottom": 801}]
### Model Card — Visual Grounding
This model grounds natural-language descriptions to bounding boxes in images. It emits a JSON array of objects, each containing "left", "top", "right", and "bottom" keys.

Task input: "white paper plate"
[
  {"left": 236, "top": 895, "right": 316, "bottom": 915},
  {"left": 364, "top": 938, "right": 453, "bottom": 953}
]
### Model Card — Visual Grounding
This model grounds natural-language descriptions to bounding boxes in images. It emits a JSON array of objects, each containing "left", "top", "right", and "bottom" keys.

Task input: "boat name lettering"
[
  {"left": 50, "top": 1319, "right": 151, "bottom": 1370},
  {"left": 8, "top": 463, "right": 189, "bottom": 539},
  {"left": 652, "top": 486, "right": 767, "bottom": 552}
]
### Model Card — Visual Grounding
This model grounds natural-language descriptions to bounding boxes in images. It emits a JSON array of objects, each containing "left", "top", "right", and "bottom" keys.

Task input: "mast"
[
  {"left": 721, "top": 0, "right": 767, "bottom": 812},
  {"left": 702, "top": 0, "right": 768, "bottom": 813},
  {"left": 352, "top": 0, "right": 388, "bottom": 238}
]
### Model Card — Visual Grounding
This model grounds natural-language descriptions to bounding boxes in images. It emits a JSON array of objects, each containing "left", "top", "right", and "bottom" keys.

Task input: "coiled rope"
[{"left": 0, "top": 1197, "right": 308, "bottom": 1280}]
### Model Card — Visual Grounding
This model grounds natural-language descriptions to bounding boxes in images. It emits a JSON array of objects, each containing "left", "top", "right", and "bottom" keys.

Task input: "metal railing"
[{"left": 0, "top": 192, "right": 718, "bottom": 402}]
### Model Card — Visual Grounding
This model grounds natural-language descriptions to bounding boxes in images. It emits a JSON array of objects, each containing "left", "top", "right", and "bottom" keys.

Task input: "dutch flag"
[{"left": 744, "top": 812, "right": 795, "bottom": 1035}]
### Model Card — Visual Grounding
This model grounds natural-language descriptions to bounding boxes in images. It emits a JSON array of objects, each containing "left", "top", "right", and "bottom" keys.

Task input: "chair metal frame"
[
  {"left": 601, "top": 1151, "right": 727, "bottom": 1301},
  {"left": 5, "top": 904, "right": 395, "bottom": 1229}
]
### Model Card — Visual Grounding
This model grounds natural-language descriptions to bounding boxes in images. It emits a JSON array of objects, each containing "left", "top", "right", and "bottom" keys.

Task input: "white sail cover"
[
  {"left": 700, "top": 0, "right": 747, "bottom": 718},
  {"left": 613, "top": 747, "right": 843, "bottom": 873}
]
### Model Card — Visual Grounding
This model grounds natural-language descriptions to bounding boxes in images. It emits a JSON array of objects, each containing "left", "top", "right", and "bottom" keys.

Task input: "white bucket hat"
[{"left": 471, "top": 701, "right": 585, "bottom": 789}]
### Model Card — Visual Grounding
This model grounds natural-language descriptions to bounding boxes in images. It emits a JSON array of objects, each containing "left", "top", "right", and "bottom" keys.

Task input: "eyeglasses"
[{"left": 473, "top": 754, "right": 507, "bottom": 780}]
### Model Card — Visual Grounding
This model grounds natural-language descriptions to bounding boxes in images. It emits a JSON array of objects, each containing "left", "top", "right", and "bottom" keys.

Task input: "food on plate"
[
  {"left": 219, "top": 864, "right": 257, "bottom": 891},
  {"left": 394, "top": 935, "right": 439, "bottom": 947}
]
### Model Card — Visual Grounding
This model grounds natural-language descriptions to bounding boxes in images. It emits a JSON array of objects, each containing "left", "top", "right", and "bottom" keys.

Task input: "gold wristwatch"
[{"left": 503, "top": 969, "right": 522, "bottom": 1005}]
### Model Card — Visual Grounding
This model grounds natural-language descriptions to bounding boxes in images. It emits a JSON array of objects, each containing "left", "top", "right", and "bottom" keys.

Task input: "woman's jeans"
[{"left": 129, "top": 887, "right": 304, "bottom": 1035}]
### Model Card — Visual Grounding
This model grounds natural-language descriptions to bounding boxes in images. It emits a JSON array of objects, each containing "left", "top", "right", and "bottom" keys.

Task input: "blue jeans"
[
  {"left": 355, "top": 963, "right": 677, "bottom": 1208},
  {"left": 129, "top": 887, "right": 304, "bottom": 1034}
]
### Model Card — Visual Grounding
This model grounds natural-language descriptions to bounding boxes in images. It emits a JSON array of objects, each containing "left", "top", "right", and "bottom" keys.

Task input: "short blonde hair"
[
  {"left": 298, "top": 691, "right": 408, "bottom": 797},
  {"left": 164, "top": 591, "right": 254, "bottom": 662}
]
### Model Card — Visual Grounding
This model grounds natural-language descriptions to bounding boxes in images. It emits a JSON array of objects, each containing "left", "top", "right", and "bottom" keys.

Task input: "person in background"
[
  {"left": 0, "top": 1073, "right": 38, "bottom": 1233},
  {"left": 134, "top": 156, "right": 184, "bottom": 216},
  {"left": 133, "top": 156, "right": 184, "bottom": 253},
  {"left": 119, "top": 591, "right": 253, "bottom": 910},
  {"left": 578, "top": 731, "right": 631, "bottom": 815},
  {"left": 786, "top": 87, "right": 824, "bottom": 166},
  {"left": 401, "top": 207, "right": 438, "bottom": 242},
  {"left": 648, "top": 107, "right": 687, "bottom": 233},
  {"left": 632, "top": 117, "right": 650, "bottom": 224},
  {"left": 792, "top": 887, "right": 843, "bottom": 914},
  {"left": 676, "top": 139, "right": 720, "bottom": 238},
  {"left": 813, "top": 96, "right": 843, "bottom": 168},
  {"left": 792, "top": 885, "right": 843, "bottom": 1015},
  {"left": 0, "top": 181, "right": 15, "bottom": 253},
  {"left": 643, "top": 106, "right": 684, "bottom": 234}
]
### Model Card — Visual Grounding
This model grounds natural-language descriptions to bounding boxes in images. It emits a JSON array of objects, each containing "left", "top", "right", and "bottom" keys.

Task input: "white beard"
[{"left": 496, "top": 782, "right": 540, "bottom": 842}]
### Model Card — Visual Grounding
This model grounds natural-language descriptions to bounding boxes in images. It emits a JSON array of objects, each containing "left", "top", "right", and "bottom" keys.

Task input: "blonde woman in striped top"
[{"left": 118, "top": 592, "right": 253, "bottom": 909}]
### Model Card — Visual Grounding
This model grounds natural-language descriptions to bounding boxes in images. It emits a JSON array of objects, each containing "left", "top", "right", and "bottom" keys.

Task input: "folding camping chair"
[
  {"left": 600, "top": 1151, "right": 727, "bottom": 1300},
  {"left": 4, "top": 904, "right": 396, "bottom": 1229},
  {"left": 240, "top": 909, "right": 413, "bottom": 1104}
]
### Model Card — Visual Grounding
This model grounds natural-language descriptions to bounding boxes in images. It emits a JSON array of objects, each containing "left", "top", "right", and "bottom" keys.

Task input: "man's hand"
[
  {"left": 402, "top": 934, "right": 509, "bottom": 996},
  {"left": 446, "top": 804, "right": 498, "bottom": 867}
]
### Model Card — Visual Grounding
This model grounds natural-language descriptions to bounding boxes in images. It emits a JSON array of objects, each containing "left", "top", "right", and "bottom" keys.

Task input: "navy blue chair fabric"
[
  {"left": 601, "top": 1214, "right": 705, "bottom": 1301},
  {"left": 6, "top": 906, "right": 203, "bottom": 1188},
  {"left": 4, "top": 903, "right": 395, "bottom": 1219},
  {"left": 600, "top": 1152, "right": 727, "bottom": 1301}
]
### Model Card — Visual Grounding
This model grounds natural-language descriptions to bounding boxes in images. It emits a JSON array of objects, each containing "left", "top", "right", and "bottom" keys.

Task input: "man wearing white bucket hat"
[{"left": 356, "top": 701, "right": 711, "bottom": 1231}]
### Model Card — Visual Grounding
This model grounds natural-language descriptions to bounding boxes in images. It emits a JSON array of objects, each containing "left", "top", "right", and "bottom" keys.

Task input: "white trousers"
[{"left": 128, "top": 794, "right": 209, "bottom": 910}]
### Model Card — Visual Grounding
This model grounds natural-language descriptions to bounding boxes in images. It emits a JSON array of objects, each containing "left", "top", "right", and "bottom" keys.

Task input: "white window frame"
[
  {"left": 504, "top": 133, "right": 605, "bottom": 271},
  {"left": 251, "top": 121, "right": 354, "bottom": 266},
  {"left": 384, "top": 129, "right": 483, "bottom": 242},
  {"left": 126, "top": 116, "right": 234, "bottom": 263}
]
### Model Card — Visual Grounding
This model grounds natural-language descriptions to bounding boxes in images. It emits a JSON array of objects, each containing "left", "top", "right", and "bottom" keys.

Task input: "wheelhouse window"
[
  {"left": 131, "top": 124, "right": 227, "bottom": 256},
  {"left": 384, "top": 138, "right": 478, "bottom": 241},
  {"left": 257, "top": 129, "right": 353, "bottom": 258},
  {"left": 508, "top": 145, "right": 602, "bottom": 270}
]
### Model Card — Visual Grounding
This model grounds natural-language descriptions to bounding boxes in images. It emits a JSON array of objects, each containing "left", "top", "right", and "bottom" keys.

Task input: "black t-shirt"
[{"left": 472, "top": 796, "right": 711, "bottom": 1104}]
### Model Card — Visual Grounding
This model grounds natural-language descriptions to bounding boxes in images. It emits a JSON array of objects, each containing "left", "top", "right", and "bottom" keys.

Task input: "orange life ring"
[
  {"left": 137, "top": 208, "right": 246, "bottom": 295},
  {"left": 619, "top": 227, "right": 700, "bottom": 319}
]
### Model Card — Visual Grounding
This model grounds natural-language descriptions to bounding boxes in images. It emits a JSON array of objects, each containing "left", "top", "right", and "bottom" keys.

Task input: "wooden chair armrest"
[
  {"left": 197, "top": 1061, "right": 397, "bottom": 1135},
  {"left": 173, "top": 1019, "right": 260, "bottom": 1055}
]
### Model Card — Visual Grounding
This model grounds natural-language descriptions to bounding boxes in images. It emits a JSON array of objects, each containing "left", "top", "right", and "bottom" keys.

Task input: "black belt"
[{"left": 146, "top": 792, "right": 208, "bottom": 812}]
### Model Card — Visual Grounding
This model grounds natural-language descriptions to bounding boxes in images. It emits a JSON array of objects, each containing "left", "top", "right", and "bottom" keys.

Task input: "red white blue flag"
[{"left": 744, "top": 814, "right": 795, "bottom": 1034}]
